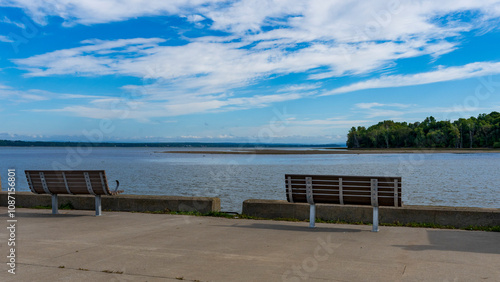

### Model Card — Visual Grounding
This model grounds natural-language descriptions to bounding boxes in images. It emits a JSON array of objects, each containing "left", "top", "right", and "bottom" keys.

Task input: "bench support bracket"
[
  {"left": 51, "top": 194, "right": 58, "bottom": 215},
  {"left": 286, "top": 176, "right": 293, "bottom": 203},
  {"left": 371, "top": 178, "right": 379, "bottom": 232},
  {"left": 309, "top": 204, "right": 316, "bottom": 228},
  {"left": 372, "top": 206, "right": 379, "bottom": 232},
  {"left": 95, "top": 195, "right": 102, "bottom": 216}
]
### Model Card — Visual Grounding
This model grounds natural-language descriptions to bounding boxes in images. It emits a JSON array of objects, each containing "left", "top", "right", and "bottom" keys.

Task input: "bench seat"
[
  {"left": 25, "top": 170, "right": 123, "bottom": 216},
  {"left": 285, "top": 174, "right": 402, "bottom": 231}
]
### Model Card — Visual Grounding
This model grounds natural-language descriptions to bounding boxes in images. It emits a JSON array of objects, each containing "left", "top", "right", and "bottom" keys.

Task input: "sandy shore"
[{"left": 161, "top": 148, "right": 500, "bottom": 155}]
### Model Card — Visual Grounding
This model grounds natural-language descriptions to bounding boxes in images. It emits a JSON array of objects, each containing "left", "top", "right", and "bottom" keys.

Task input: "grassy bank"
[
  {"left": 148, "top": 210, "right": 500, "bottom": 232},
  {"left": 26, "top": 204, "right": 500, "bottom": 232}
]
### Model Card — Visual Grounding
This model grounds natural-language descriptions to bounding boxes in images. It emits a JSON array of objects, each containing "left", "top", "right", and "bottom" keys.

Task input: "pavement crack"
[{"left": 17, "top": 263, "right": 205, "bottom": 281}]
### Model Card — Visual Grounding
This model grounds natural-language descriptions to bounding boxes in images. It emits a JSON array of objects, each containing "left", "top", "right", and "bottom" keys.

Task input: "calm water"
[{"left": 1, "top": 147, "right": 499, "bottom": 212}]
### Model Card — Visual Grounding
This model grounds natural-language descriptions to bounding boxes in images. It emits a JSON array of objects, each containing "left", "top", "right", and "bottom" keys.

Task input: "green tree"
[{"left": 346, "top": 111, "right": 500, "bottom": 149}]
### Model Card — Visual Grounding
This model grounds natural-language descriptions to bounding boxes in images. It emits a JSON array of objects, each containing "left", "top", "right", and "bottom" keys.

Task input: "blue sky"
[{"left": 1, "top": 0, "right": 500, "bottom": 144}]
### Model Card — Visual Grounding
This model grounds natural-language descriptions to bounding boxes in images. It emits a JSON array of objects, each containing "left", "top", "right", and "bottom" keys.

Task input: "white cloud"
[
  {"left": 5, "top": 1, "right": 499, "bottom": 46},
  {"left": 288, "top": 118, "right": 369, "bottom": 127},
  {"left": 355, "top": 103, "right": 412, "bottom": 109},
  {"left": 364, "top": 109, "right": 406, "bottom": 119},
  {"left": 58, "top": 94, "right": 110, "bottom": 99},
  {"left": 186, "top": 14, "right": 205, "bottom": 23},
  {"left": 0, "top": 35, "right": 13, "bottom": 43},
  {"left": 355, "top": 102, "right": 386, "bottom": 109},
  {"left": 0, "top": 85, "right": 55, "bottom": 102},
  {"left": 0, "top": 84, "right": 111, "bottom": 103},
  {"left": 5, "top": 0, "right": 500, "bottom": 120},
  {"left": 216, "top": 117, "right": 370, "bottom": 141},
  {"left": 0, "top": 83, "right": 11, "bottom": 89},
  {"left": 324, "top": 62, "right": 500, "bottom": 95},
  {"left": 352, "top": 103, "right": 500, "bottom": 122},
  {"left": 352, "top": 102, "right": 413, "bottom": 119},
  {"left": 13, "top": 36, "right": 486, "bottom": 104},
  {"left": 31, "top": 91, "right": 306, "bottom": 120},
  {"left": 13, "top": 38, "right": 166, "bottom": 77},
  {"left": 0, "top": 0, "right": 221, "bottom": 26},
  {"left": 10, "top": 1, "right": 500, "bottom": 92},
  {"left": 0, "top": 16, "right": 25, "bottom": 28}
]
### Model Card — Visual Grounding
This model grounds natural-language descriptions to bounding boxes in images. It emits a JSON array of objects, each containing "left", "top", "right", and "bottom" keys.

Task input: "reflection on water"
[{"left": 1, "top": 147, "right": 499, "bottom": 212}]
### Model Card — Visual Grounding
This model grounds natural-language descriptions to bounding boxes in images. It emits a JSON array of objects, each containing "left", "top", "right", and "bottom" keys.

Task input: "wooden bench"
[
  {"left": 25, "top": 170, "right": 123, "bottom": 216},
  {"left": 285, "top": 174, "right": 402, "bottom": 232}
]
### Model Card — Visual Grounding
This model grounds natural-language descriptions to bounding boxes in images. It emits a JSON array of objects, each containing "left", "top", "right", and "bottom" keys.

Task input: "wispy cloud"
[
  {"left": 11, "top": 1, "right": 500, "bottom": 85},
  {"left": 199, "top": 117, "right": 368, "bottom": 141},
  {"left": 58, "top": 94, "right": 112, "bottom": 99},
  {"left": 277, "top": 83, "right": 321, "bottom": 93},
  {"left": 288, "top": 118, "right": 369, "bottom": 127},
  {"left": 13, "top": 38, "right": 496, "bottom": 117},
  {"left": 0, "top": 86, "right": 51, "bottom": 102},
  {"left": 31, "top": 92, "right": 306, "bottom": 120},
  {"left": 4, "top": 0, "right": 498, "bottom": 40},
  {"left": 352, "top": 102, "right": 416, "bottom": 119},
  {"left": 4, "top": 0, "right": 500, "bottom": 122},
  {"left": 0, "top": 35, "right": 13, "bottom": 43},
  {"left": 324, "top": 62, "right": 500, "bottom": 95},
  {"left": 13, "top": 38, "right": 166, "bottom": 77},
  {"left": 353, "top": 102, "right": 500, "bottom": 121},
  {"left": 355, "top": 102, "right": 412, "bottom": 110},
  {"left": 0, "top": 84, "right": 111, "bottom": 103},
  {"left": 0, "top": 16, "right": 25, "bottom": 28}
]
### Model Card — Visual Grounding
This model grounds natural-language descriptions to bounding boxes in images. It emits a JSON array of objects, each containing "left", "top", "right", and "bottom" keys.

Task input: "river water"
[{"left": 1, "top": 147, "right": 498, "bottom": 212}]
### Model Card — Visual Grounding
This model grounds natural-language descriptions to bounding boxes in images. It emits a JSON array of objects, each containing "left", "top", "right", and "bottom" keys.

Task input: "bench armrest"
[{"left": 111, "top": 180, "right": 123, "bottom": 195}]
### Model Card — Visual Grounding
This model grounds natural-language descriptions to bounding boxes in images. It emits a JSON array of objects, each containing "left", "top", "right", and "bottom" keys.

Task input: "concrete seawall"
[
  {"left": 1, "top": 192, "right": 221, "bottom": 213},
  {"left": 242, "top": 199, "right": 500, "bottom": 228}
]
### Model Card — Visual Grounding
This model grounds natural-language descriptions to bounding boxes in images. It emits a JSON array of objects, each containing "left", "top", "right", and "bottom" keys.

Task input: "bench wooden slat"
[
  {"left": 25, "top": 170, "right": 119, "bottom": 196},
  {"left": 290, "top": 195, "right": 398, "bottom": 205},
  {"left": 288, "top": 180, "right": 402, "bottom": 187},
  {"left": 287, "top": 174, "right": 400, "bottom": 179},
  {"left": 291, "top": 186, "right": 400, "bottom": 192},
  {"left": 285, "top": 174, "right": 402, "bottom": 207},
  {"left": 25, "top": 170, "right": 123, "bottom": 216}
]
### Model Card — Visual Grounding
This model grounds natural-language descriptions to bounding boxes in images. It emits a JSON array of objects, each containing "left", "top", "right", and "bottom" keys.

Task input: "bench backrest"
[
  {"left": 25, "top": 170, "right": 114, "bottom": 195},
  {"left": 285, "top": 174, "right": 402, "bottom": 207}
]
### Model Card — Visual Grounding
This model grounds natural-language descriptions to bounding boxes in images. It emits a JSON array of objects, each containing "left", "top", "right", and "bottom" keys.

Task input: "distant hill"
[{"left": 0, "top": 140, "right": 343, "bottom": 148}]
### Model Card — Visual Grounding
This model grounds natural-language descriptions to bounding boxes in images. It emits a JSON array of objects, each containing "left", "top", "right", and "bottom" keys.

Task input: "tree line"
[{"left": 347, "top": 111, "right": 500, "bottom": 149}]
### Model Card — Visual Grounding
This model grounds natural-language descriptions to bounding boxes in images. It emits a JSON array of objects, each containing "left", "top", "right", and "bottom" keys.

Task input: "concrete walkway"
[{"left": 1, "top": 207, "right": 499, "bottom": 282}]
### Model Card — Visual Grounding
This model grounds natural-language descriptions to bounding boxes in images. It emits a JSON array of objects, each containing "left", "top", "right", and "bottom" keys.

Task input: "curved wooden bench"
[
  {"left": 25, "top": 170, "right": 123, "bottom": 216},
  {"left": 285, "top": 174, "right": 402, "bottom": 232}
]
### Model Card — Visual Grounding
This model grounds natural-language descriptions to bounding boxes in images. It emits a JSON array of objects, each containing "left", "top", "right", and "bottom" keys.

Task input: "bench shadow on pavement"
[
  {"left": 393, "top": 230, "right": 500, "bottom": 255},
  {"left": 224, "top": 222, "right": 363, "bottom": 233}
]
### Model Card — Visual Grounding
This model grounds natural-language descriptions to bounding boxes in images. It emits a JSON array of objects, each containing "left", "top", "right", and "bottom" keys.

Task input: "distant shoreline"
[
  {"left": 162, "top": 148, "right": 500, "bottom": 155},
  {"left": 0, "top": 140, "right": 341, "bottom": 148}
]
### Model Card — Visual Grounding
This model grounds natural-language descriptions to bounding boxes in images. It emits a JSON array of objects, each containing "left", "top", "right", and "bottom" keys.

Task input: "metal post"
[
  {"left": 372, "top": 206, "right": 379, "bottom": 232},
  {"left": 51, "top": 194, "right": 58, "bottom": 215},
  {"left": 309, "top": 204, "right": 316, "bottom": 228},
  {"left": 95, "top": 195, "right": 102, "bottom": 216}
]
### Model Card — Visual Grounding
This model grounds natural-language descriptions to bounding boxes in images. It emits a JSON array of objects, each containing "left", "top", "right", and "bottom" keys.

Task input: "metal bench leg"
[
  {"left": 51, "top": 194, "right": 58, "bottom": 214},
  {"left": 372, "top": 206, "right": 379, "bottom": 232},
  {"left": 95, "top": 195, "right": 102, "bottom": 216},
  {"left": 309, "top": 204, "right": 316, "bottom": 228}
]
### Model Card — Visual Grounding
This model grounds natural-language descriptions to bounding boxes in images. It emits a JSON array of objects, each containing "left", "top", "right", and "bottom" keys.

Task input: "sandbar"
[{"left": 160, "top": 148, "right": 500, "bottom": 155}]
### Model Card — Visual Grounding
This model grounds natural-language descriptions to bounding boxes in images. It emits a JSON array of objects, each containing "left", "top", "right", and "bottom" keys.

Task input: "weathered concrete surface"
[
  {"left": 0, "top": 207, "right": 499, "bottom": 282},
  {"left": 0, "top": 192, "right": 221, "bottom": 213},
  {"left": 242, "top": 199, "right": 500, "bottom": 228}
]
